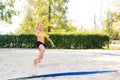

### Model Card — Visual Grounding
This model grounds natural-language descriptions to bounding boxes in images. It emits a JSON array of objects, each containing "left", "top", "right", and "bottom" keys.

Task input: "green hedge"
[
  {"left": 0, "top": 34, "right": 36, "bottom": 48},
  {"left": 0, "top": 34, "right": 110, "bottom": 49}
]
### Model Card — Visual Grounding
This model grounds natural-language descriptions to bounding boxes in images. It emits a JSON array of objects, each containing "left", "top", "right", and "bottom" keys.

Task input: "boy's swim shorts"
[{"left": 36, "top": 41, "right": 45, "bottom": 48}]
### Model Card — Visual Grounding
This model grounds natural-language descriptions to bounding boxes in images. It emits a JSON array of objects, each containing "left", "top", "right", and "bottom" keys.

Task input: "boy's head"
[{"left": 37, "top": 22, "right": 44, "bottom": 30}]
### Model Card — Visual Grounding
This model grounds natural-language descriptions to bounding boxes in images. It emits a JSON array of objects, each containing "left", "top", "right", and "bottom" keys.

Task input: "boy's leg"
[
  {"left": 37, "top": 44, "right": 45, "bottom": 60},
  {"left": 34, "top": 45, "right": 45, "bottom": 65}
]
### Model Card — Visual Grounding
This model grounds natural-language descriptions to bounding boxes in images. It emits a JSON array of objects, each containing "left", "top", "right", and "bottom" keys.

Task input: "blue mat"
[{"left": 8, "top": 70, "right": 118, "bottom": 80}]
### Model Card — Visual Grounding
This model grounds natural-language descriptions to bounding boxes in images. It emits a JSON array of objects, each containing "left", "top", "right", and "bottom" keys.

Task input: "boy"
[{"left": 34, "top": 22, "right": 55, "bottom": 65}]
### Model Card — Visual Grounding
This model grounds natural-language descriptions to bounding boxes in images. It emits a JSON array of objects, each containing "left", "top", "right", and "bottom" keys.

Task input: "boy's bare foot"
[{"left": 34, "top": 60, "right": 41, "bottom": 65}]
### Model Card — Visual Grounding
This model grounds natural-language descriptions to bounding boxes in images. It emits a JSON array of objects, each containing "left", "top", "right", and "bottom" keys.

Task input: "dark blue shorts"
[{"left": 36, "top": 41, "right": 45, "bottom": 48}]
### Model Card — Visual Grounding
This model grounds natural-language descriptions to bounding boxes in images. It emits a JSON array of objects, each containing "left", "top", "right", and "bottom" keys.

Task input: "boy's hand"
[
  {"left": 52, "top": 43, "right": 55, "bottom": 48},
  {"left": 46, "top": 37, "right": 55, "bottom": 48}
]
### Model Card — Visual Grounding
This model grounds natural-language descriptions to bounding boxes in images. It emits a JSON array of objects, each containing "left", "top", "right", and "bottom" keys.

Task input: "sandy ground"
[{"left": 0, "top": 49, "right": 120, "bottom": 80}]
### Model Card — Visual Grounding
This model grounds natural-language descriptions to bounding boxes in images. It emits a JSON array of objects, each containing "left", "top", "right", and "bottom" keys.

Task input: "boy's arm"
[{"left": 46, "top": 37, "right": 55, "bottom": 47}]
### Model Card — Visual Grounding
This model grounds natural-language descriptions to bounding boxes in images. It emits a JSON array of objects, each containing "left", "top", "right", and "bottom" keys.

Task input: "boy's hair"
[{"left": 37, "top": 22, "right": 44, "bottom": 27}]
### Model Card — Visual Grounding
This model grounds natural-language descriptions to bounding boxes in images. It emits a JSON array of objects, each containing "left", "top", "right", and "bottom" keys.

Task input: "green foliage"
[
  {"left": 16, "top": 0, "right": 70, "bottom": 34},
  {"left": 112, "top": 12, "right": 120, "bottom": 22},
  {"left": 104, "top": 9, "right": 114, "bottom": 37},
  {"left": 46, "top": 33, "right": 110, "bottom": 49},
  {"left": 104, "top": 11, "right": 120, "bottom": 39},
  {"left": 104, "top": 1, "right": 120, "bottom": 39},
  {"left": 16, "top": 9, "right": 35, "bottom": 34},
  {"left": 0, "top": 0, "right": 16, "bottom": 23},
  {"left": 0, "top": 34, "right": 36, "bottom": 48},
  {"left": 0, "top": 33, "right": 110, "bottom": 49},
  {"left": 66, "top": 23, "right": 77, "bottom": 32}
]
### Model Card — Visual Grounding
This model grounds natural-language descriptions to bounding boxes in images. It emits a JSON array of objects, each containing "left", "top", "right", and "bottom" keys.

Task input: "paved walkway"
[{"left": 0, "top": 49, "right": 120, "bottom": 80}]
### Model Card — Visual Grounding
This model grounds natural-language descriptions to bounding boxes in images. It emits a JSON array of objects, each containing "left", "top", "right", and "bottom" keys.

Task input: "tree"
[
  {"left": 104, "top": 0, "right": 120, "bottom": 39},
  {"left": 104, "top": 0, "right": 120, "bottom": 37},
  {"left": 16, "top": 9, "right": 35, "bottom": 34},
  {"left": 0, "top": 0, "right": 16, "bottom": 24},
  {"left": 111, "top": 0, "right": 120, "bottom": 22},
  {"left": 104, "top": 9, "right": 114, "bottom": 37},
  {"left": 16, "top": 0, "right": 70, "bottom": 34},
  {"left": 112, "top": 12, "right": 120, "bottom": 22}
]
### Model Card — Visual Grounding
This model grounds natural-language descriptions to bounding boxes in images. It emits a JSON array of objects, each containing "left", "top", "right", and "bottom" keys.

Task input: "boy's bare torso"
[{"left": 37, "top": 30, "right": 45, "bottom": 44}]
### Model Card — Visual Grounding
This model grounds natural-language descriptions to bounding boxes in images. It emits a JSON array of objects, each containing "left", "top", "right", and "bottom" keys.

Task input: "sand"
[{"left": 0, "top": 49, "right": 120, "bottom": 80}]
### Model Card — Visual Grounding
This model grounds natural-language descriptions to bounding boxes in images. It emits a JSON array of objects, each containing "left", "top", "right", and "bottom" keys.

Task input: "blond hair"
[{"left": 37, "top": 22, "right": 44, "bottom": 27}]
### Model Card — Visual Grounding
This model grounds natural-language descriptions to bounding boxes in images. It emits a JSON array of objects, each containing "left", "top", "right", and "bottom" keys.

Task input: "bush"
[
  {"left": 0, "top": 34, "right": 110, "bottom": 49},
  {"left": 0, "top": 34, "right": 36, "bottom": 48},
  {"left": 46, "top": 34, "right": 110, "bottom": 49}
]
